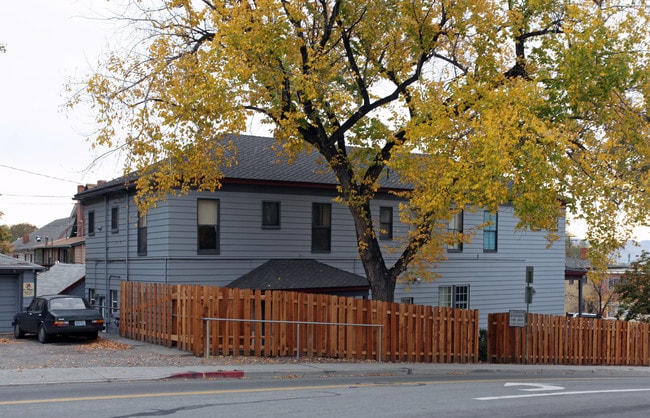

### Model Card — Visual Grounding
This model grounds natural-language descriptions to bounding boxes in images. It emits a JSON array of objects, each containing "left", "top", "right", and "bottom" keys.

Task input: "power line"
[
  {"left": 0, "top": 193, "right": 72, "bottom": 198},
  {"left": 0, "top": 163, "right": 78, "bottom": 184}
]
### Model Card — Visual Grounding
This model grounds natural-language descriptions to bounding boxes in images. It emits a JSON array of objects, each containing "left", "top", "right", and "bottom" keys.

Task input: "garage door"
[{"left": 0, "top": 276, "right": 19, "bottom": 333}]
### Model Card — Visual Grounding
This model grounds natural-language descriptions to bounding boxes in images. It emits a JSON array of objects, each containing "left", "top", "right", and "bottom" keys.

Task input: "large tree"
[
  {"left": 616, "top": 251, "right": 650, "bottom": 322},
  {"left": 73, "top": 0, "right": 650, "bottom": 301},
  {"left": 9, "top": 223, "right": 37, "bottom": 242},
  {"left": 0, "top": 212, "right": 12, "bottom": 255}
]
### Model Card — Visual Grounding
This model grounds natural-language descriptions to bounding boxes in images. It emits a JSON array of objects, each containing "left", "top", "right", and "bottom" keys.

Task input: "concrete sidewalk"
[
  {"left": 3, "top": 361, "right": 650, "bottom": 387},
  {"left": 2, "top": 332, "right": 649, "bottom": 386}
]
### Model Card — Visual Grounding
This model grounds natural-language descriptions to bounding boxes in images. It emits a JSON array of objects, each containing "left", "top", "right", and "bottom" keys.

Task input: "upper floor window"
[
  {"left": 438, "top": 285, "right": 470, "bottom": 309},
  {"left": 137, "top": 211, "right": 147, "bottom": 256},
  {"left": 262, "top": 201, "right": 280, "bottom": 228},
  {"left": 111, "top": 207, "right": 119, "bottom": 232},
  {"left": 198, "top": 199, "right": 220, "bottom": 254},
  {"left": 379, "top": 206, "right": 393, "bottom": 240},
  {"left": 88, "top": 211, "right": 95, "bottom": 236},
  {"left": 312, "top": 203, "right": 331, "bottom": 252},
  {"left": 483, "top": 211, "right": 498, "bottom": 252},
  {"left": 447, "top": 210, "right": 463, "bottom": 252}
]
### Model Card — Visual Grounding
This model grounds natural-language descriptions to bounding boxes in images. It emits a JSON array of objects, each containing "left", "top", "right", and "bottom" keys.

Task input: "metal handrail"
[{"left": 202, "top": 317, "right": 383, "bottom": 362}]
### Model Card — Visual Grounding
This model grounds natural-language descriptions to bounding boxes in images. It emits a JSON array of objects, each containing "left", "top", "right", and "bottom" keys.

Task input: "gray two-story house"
[{"left": 74, "top": 135, "right": 565, "bottom": 330}]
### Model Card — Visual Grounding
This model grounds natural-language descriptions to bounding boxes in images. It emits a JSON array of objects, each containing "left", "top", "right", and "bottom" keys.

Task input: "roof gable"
[
  {"left": 227, "top": 259, "right": 369, "bottom": 291},
  {"left": 11, "top": 217, "right": 76, "bottom": 251},
  {"left": 0, "top": 253, "right": 45, "bottom": 270}
]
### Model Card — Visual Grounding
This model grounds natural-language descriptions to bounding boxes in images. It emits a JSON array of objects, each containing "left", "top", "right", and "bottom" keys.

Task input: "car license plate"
[{"left": 74, "top": 320, "right": 86, "bottom": 326}]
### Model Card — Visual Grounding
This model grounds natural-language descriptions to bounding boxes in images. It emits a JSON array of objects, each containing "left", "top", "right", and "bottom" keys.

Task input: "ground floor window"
[
  {"left": 88, "top": 289, "right": 96, "bottom": 307},
  {"left": 438, "top": 285, "right": 470, "bottom": 309},
  {"left": 110, "top": 289, "right": 119, "bottom": 316}
]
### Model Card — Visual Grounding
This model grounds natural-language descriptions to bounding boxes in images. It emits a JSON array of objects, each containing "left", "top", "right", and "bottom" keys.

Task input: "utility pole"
[{"left": 525, "top": 266, "right": 535, "bottom": 363}]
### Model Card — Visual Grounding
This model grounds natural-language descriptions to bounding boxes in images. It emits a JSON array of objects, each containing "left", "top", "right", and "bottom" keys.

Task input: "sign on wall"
[
  {"left": 22, "top": 282, "right": 34, "bottom": 297},
  {"left": 509, "top": 309, "right": 526, "bottom": 327}
]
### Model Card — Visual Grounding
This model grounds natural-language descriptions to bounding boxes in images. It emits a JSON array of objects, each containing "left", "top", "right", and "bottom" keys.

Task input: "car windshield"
[{"left": 49, "top": 297, "right": 88, "bottom": 310}]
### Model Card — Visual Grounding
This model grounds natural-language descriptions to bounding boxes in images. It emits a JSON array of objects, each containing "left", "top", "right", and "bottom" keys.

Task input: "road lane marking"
[
  {"left": 476, "top": 388, "right": 650, "bottom": 401},
  {"left": 504, "top": 382, "right": 565, "bottom": 391},
  {"left": 0, "top": 377, "right": 642, "bottom": 406},
  {"left": 0, "top": 385, "right": 346, "bottom": 406},
  {"left": 0, "top": 381, "right": 441, "bottom": 406}
]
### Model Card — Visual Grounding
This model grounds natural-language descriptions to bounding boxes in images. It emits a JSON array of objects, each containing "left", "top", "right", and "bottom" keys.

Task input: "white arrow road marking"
[
  {"left": 504, "top": 382, "right": 565, "bottom": 392},
  {"left": 476, "top": 388, "right": 650, "bottom": 401}
]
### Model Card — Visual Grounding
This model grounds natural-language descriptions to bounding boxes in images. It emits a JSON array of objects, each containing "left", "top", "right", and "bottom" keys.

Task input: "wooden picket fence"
[
  {"left": 119, "top": 281, "right": 479, "bottom": 363},
  {"left": 488, "top": 312, "right": 650, "bottom": 366}
]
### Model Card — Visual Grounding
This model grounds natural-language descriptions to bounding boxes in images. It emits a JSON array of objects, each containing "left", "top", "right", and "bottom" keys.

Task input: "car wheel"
[
  {"left": 86, "top": 331, "right": 98, "bottom": 341},
  {"left": 37, "top": 325, "right": 50, "bottom": 344},
  {"left": 13, "top": 323, "right": 25, "bottom": 339}
]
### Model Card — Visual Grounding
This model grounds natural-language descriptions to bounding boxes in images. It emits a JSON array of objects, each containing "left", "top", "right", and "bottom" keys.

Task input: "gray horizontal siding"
[
  {"left": 394, "top": 206, "right": 565, "bottom": 327},
  {"left": 83, "top": 187, "right": 565, "bottom": 329}
]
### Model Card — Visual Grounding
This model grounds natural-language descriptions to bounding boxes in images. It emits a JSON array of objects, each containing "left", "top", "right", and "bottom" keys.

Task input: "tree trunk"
[
  {"left": 366, "top": 262, "right": 397, "bottom": 302},
  {"left": 347, "top": 201, "right": 397, "bottom": 302}
]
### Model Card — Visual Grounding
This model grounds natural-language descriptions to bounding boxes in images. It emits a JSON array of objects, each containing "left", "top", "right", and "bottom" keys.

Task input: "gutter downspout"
[
  {"left": 125, "top": 190, "right": 130, "bottom": 282},
  {"left": 104, "top": 194, "right": 109, "bottom": 319}
]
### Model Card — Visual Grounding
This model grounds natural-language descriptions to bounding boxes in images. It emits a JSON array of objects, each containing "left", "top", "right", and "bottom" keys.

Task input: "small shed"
[{"left": 0, "top": 253, "right": 45, "bottom": 333}]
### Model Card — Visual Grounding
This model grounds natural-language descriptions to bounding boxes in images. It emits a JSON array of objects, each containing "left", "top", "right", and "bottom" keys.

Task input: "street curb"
[{"left": 168, "top": 370, "right": 245, "bottom": 379}]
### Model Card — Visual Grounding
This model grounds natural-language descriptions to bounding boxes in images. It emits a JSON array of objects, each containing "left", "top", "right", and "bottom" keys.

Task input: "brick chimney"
[
  {"left": 22, "top": 234, "right": 29, "bottom": 244},
  {"left": 579, "top": 247, "right": 589, "bottom": 260}
]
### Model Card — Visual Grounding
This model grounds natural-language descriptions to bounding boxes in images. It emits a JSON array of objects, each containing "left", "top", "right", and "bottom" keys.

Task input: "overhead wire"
[{"left": 0, "top": 163, "right": 79, "bottom": 184}]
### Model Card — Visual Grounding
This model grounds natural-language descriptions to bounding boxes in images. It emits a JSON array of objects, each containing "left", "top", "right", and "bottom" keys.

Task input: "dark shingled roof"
[
  {"left": 74, "top": 134, "right": 409, "bottom": 200},
  {"left": 36, "top": 263, "right": 86, "bottom": 296},
  {"left": 227, "top": 259, "right": 369, "bottom": 291},
  {"left": 0, "top": 253, "right": 45, "bottom": 271},
  {"left": 11, "top": 217, "right": 76, "bottom": 251},
  {"left": 566, "top": 256, "right": 591, "bottom": 272}
]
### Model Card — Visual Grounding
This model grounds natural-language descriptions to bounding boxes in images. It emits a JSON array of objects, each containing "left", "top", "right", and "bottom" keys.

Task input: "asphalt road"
[
  {"left": 3, "top": 332, "right": 650, "bottom": 417},
  {"left": 1, "top": 373, "right": 650, "bottom": 417}
]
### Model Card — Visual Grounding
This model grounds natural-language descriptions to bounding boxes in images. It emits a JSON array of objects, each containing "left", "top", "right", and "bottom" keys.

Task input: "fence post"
[
  {"left": 378, "top": 326, "right": 383, "bottom": 362},
  {"left": 205, "top": 319, "right": 210, "bottom": 359},
  {"left": 297, "top": 323, "right": 300, "bottom": 361}
]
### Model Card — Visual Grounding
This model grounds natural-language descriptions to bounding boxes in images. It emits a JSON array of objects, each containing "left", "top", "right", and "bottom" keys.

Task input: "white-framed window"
[
  {"left": 110, "top": 289, "right": 119, "bottom": 316},
  {"left": 438, "top": 285, "right": 470, "bottom": 309},
  {"left": 483, "top": 211, "right": 498, "bottom": 252},
  {"left": 88, "top": 289, "right": 96, "bottom": 307},
  {"left": 447, "top": 210, "right": 463, "bottom": 252}
]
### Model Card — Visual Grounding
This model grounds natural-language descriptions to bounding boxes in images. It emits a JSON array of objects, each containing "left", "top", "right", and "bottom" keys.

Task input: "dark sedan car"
[{"left": 12, "top": 295, "right": 105, "bottom": 343}]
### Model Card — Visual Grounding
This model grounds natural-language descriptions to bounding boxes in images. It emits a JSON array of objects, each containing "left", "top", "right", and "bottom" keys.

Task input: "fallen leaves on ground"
[
  {"left": 0, "top": 337, "right": 22, "bottom": 345},
  {"left": 74, "top": 337, "right": 132, "bottom": 352}
]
